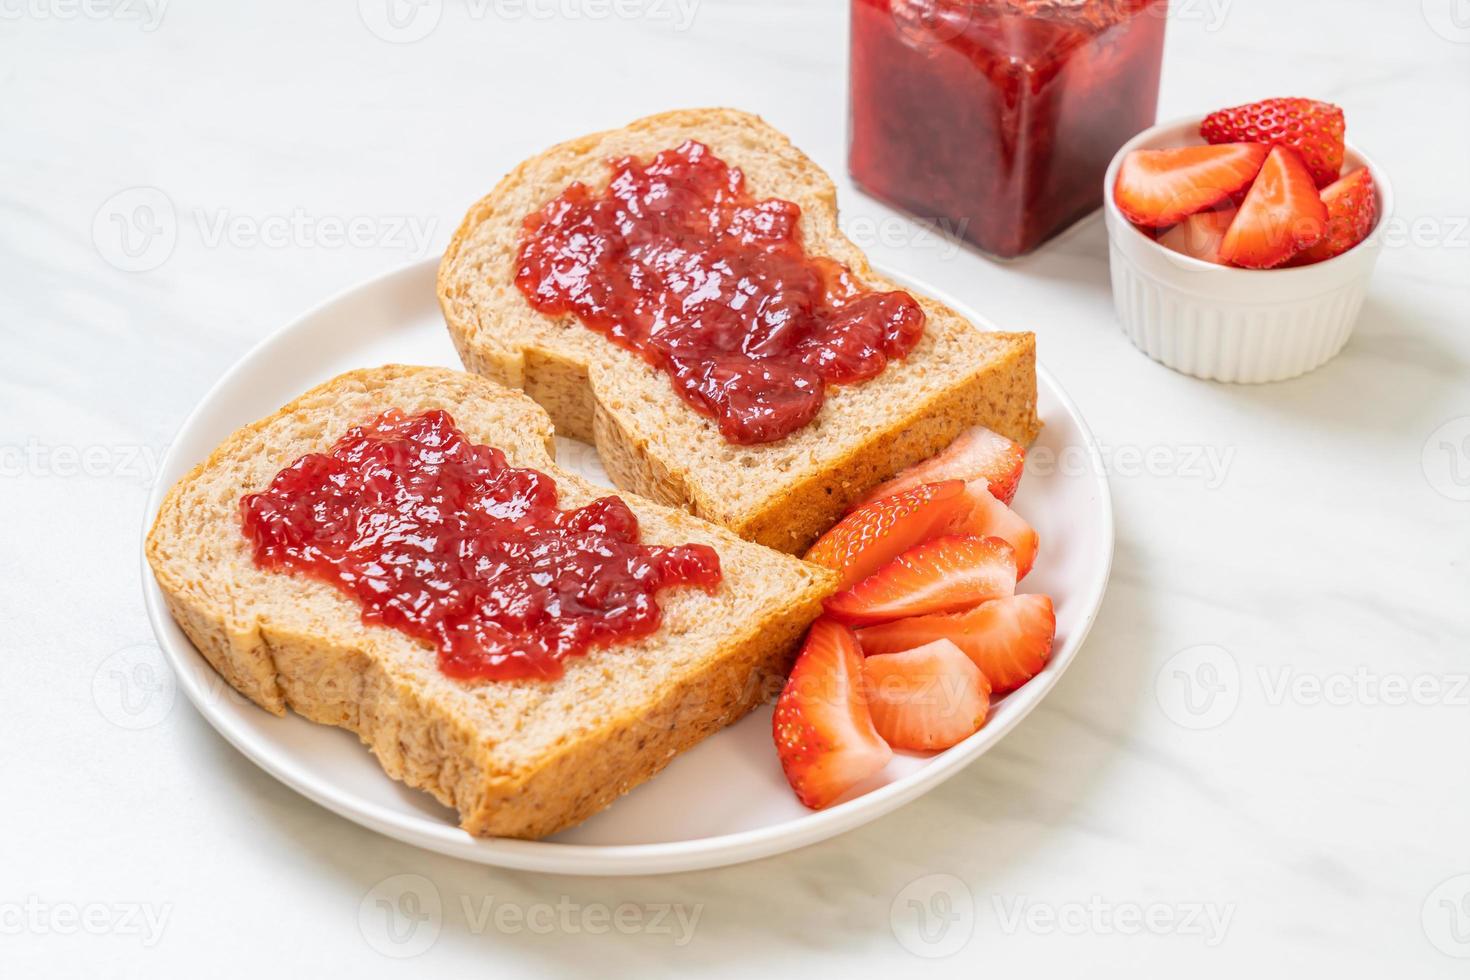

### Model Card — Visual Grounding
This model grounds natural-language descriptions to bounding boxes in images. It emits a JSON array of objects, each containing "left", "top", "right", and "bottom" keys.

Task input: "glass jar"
[{"left": 849, "top": 0, "right": 1168, "bottom": 258}]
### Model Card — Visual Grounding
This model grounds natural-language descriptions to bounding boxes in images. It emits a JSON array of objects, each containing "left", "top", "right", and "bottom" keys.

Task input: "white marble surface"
[{"left": 4, "top": 0, "right": 1469, "bottom": 975}]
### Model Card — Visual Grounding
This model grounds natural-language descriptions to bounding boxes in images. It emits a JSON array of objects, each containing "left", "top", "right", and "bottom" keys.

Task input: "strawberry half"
[
  {"left": 805, "top": 480, "right": 971, "bottom": 589},
  {"left": 1113, "top": 143, "right": 1268, "bottom": 228},
  {"left": 825, "top": 534, "right": 1017, "bottom": 627},
  {"left": 956, "top": 480, "right": 1037, "bottom": 580},
  {"left": 862, "top": 640, "right": 991, "bottom": 752},
  {"left": 1158, "top": 205, "right": 1237, "bottom": 265},
  {"left": 1219, "top": 146, "right": 1328, "bottom": 269},
  {"left": 772, "top": 619, "right": 893, "bottom": 809},
  {"left": 1201, "top": 97, "right": 1345, "bottom": 189},
  {"left": 856, "top": 594, "right": 1056, "bottom": 694},
  {"left": 858, "top": 426, "right": 1027, "bottom": 508},
  {"left": 1290, "top": 168, "right": 1377, "bottom": 265}
]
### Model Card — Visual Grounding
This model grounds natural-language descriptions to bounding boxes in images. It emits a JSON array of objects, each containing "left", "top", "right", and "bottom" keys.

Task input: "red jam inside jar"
[
  {"left": 514, "top": 140, "right": 926, "bottom": 445},
  {"left": 239, "top": 409, "right": 722, "bottom": 681},
  {"left": 850, "top": 0, "right": 1168, "bottom": 258}
]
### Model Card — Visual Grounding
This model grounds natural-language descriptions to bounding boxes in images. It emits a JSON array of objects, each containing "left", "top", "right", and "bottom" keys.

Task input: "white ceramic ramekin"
[{"left": 1102, "top": 116, "right": 1392, "bottom": 383}]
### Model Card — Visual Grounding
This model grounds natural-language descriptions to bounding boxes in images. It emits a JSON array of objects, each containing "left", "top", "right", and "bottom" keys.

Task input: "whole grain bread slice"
[
  {"left": 146, "top": 365, "right": 834, "bottom": 840},
  {"left": 437, "top": 108, "right": 1042, "bottom": 556}
]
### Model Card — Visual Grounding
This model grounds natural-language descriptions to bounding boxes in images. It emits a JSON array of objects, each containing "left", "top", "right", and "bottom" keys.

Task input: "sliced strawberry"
[
  {"left": 825, "top": 534, "right": 1017, "bottom": 626},
  {"left": 1113, "top": 143, "right": 1268, "bottom": 228},
  {"left": 1290, "top": 168, "right": 1377, "bottom": 265},
  {"left": 862, "top": 640, "right": 991, "bottom": 751},
  {"left": 805, "top": 480, "right": 971, "bottom": 589},
  {"left": 1218, "top": 146, "right": 1328, "bottom": 269},
  {"left": 1158, "top": 205, "right": 1237, "bottom": 265},
  {"left": 956, "top": 481, "right": 1037, "bottom": 580},
  {"left": 859, "top": 426, "right": 1026, "bottom": 508},
  {"left": 856, "top": 594, "right": 1056, "bottom": 694},
  {"left": 1201, "top": 97, "right": 1345, "bottom": 189},
  {"left": 772, "top": 618, "right": 893, "bottom": 809}
]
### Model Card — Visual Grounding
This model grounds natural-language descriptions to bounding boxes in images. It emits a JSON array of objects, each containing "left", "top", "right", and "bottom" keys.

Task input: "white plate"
[{"left": 141, "top": 258, "right": 1113, "bottom": 876}]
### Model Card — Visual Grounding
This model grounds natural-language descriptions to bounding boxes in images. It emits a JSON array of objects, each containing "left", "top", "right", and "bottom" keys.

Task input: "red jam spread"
[
  {"left": 850, "top": 0, "right": 1167, "bottom": 257},
  {"left": 514, "top": 140, "right": 926, "bottom": 445},
  {"left": 239, "top": 409, "right": 722, "bottom": 681}
]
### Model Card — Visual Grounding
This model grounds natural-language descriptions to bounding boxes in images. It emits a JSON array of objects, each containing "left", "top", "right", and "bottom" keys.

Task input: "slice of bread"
[
  {"left": 146, "top": 365, "right": 835, "bottom": 839},
  {"left": 438, "top": 108, "right": 1042, "bottom": 556}
]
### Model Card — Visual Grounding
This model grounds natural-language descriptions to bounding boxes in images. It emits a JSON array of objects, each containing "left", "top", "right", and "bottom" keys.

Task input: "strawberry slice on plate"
[
  {"left": 805, "top": 480, "right": 971, "bottom": 589},
  {"left": 825, "top": 534, "right": 1018, "bottom": 627},
  {"left": 1290, "top": 168, "right": 1377, "bottom": 265},
  {"left": 858, "top": 426, "right": 1027, "bottom": 507},
  {"left": 862, "top": 639, "right": 991, "bottom": 751},
  {"left": 1113, "top": 142, "right": 1268, "bottom": 228},
  {"left": 1158, "top": 205, "right": 1237, "bottom": 265},
  {"left": 1219, "top": 145, "right": 1329, "bottom": 269},
  {"left": 856, "top": 594, "right": 1056, "bottom": 694},
  {"left": 772, "top": 619, "right": 893, "bottom": 810},
  {"left": 956, "top": 481, "right": 1037, "bottom": 579},
  {"left": 1201, "top": 97, "right": 1345, "bottom": 189}
]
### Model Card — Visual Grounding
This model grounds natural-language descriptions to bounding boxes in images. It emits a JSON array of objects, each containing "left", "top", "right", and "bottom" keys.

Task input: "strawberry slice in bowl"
[
  {"left": 1218, "top": 145, "right": 1329, "bottom": 269},
  {"left": 862, "top": 640, "right": 991, "bottom": 752},
  {"left": 1158, "top": 205, "right": 1237, "bottom": 265},
  {"left": 1113, "top": 142, "right": 1268, "bottom": 228},
  {"left": 1290, "top": 168, "right": 1377, "bottom": 266},
  {"left": 772, "top": 619, "right": 893, "bottom": 810},
  {"left": 857, "top": 594, "right": 1057, "bottom": 695},
  {"left": 825, "top": 534, "right": 1018, "bottom": 627}
]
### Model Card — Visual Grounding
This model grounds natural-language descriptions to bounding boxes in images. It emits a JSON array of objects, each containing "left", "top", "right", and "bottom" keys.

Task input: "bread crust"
[
  {"left": 146, "top": 366, "right": 834, "bottom": 839},
  {"left": 438, "top": 108, "right": 1042, "bottom": 555}
]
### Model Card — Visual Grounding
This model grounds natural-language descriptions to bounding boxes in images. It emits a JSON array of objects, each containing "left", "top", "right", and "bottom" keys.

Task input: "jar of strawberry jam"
[{"left": 849, "top": 0, "right": 1168, "bottom": 258}]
